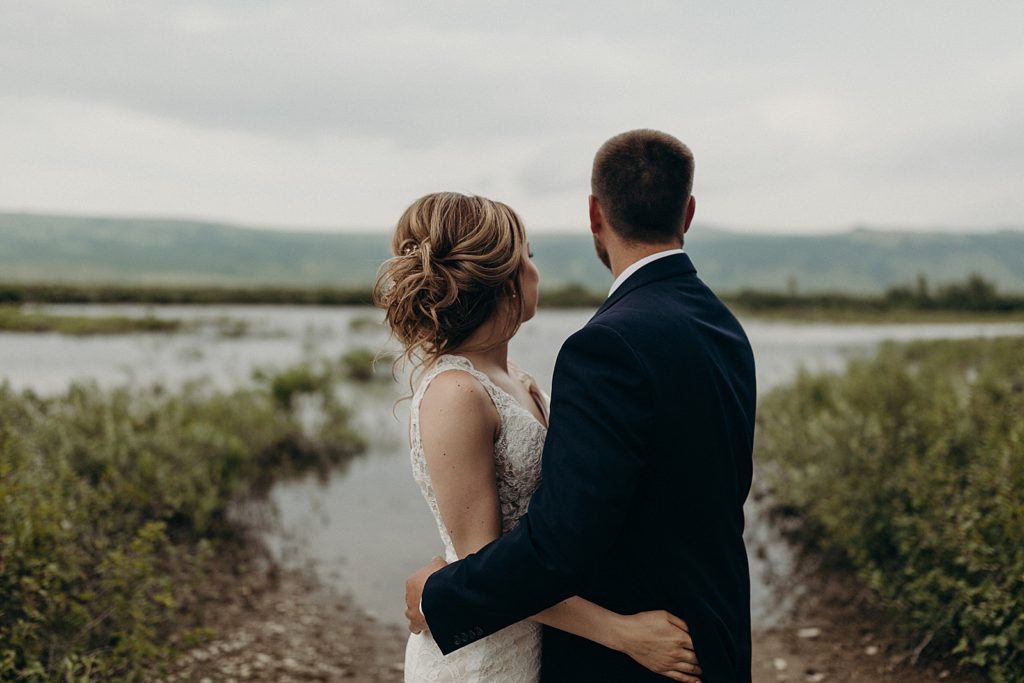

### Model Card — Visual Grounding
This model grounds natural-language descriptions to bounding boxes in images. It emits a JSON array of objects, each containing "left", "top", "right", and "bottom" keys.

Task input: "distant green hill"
[
  {"left": 1, "top": 212, "right": 1022, "bottom": 293},
  {"left": 689, "top": 227, "right": 1024, "bottom": 294}
]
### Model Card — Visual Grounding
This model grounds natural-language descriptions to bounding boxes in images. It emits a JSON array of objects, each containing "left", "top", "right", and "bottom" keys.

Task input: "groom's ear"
[
  {"left": 682, "top": 195, "right": 696, "bottom": 235},
  {"left": 588, "top": 195, "right": 604, "bottom": 235}
]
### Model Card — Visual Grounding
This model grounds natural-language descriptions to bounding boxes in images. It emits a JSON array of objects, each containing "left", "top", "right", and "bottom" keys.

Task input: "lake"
[{"left": 3, "top": 304, "right": 1022, "bottom": 629}]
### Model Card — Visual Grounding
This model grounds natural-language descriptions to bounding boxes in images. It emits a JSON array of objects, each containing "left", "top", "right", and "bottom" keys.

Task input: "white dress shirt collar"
[{"left": 607, "top": 248, "right": 685, "bottom": 297}]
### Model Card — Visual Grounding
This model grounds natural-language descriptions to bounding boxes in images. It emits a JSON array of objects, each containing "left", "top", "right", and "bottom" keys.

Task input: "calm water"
[{"left": 4, "top": 304, "right": 1023, "bottom": 628}]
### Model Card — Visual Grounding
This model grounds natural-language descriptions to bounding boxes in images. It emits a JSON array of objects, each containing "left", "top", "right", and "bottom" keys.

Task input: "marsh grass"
[
  {"left": 0, "top": 359, "right": 365, "bottom": 681},
  {"left": 0, "top": 304, "right": 181, "bottom": 335},
  {"left": 756, "top": 337, "right": 1024, "bottom": 679}
]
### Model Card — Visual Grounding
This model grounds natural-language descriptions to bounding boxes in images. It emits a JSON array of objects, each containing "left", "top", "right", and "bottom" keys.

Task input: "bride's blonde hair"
[{"left": 373, "top": 192, "right": 528, "bottom": 374}]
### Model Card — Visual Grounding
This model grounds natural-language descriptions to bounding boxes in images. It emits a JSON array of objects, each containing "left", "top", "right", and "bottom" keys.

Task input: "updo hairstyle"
[{"left": 373, "top": 192, "right": 528, "bottom": 370}]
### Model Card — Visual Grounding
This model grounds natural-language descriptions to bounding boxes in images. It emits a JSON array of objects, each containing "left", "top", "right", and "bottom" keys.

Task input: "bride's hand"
[{"left": 610, "top": 610, "right": 702, "bottom": 682}]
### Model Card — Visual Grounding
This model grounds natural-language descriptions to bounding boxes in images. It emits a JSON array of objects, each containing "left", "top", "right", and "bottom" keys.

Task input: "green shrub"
[
  {"left": 261, "top": 361, "right": 326, "bottom": 409},
  {"left": 0, "top": 362, "right": 365, "bottom": 681},
  {"left": 756, "top": 337, "right": 1024, "bottom": 679}
]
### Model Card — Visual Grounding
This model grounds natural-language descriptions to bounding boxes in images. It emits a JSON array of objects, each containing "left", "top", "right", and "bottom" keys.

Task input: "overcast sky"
[{"left": 1, "top": 1, "right": 1021, "bottom": 234}]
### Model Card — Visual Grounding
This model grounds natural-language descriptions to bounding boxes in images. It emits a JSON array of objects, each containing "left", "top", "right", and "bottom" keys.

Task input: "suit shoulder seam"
[{"left": 583, "top": 322, "right": 657, "bottom": 393}]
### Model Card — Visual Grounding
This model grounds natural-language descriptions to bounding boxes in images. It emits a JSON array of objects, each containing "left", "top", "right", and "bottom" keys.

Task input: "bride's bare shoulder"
[{"left": 419, "top": 369, "right": 498, "bottom": 426}]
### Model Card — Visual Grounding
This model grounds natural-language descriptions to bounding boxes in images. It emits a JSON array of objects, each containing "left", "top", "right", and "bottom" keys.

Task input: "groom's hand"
[{"left": 405, "top": 556, "right": 448, "bottom": 634}]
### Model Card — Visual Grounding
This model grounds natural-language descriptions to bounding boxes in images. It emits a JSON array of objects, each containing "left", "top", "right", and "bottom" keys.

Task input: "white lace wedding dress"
[{"left": 404, "top": 354, "right": 547, "bottom": 682}]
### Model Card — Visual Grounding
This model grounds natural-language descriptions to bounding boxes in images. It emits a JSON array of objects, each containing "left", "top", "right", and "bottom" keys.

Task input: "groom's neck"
[{"left": 608, "top": 240, "right": 683, "bottom": 280}]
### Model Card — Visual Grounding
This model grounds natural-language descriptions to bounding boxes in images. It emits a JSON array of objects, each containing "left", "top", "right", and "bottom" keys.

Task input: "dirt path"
[
  {"left": 157, "top": 569, "right": 406, "bottom": 683},
  {"left": 159, "top": 566, "right": 980, "bottom": 682},
  {"left": 752, "top": 625, "right": 962, "bottom": 683},
  {"left": 750, "top": 575, "right": 982, "bottom": 683}
]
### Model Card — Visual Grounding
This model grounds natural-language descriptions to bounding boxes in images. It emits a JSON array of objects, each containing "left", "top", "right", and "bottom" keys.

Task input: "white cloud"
[{"left": 0, "top": 0, "right": 1022, "bottom": 233}]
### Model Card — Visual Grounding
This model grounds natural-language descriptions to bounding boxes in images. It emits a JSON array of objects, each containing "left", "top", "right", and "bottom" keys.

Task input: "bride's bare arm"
[
  {"left": 418, "top": 371, "right": 504, "bottom": 558},
  {"left": 419, "top": 372, "right": 701, "bottom": 682},
  {"left": 531, "top": 599, "right": 700, "bottom": 682}
]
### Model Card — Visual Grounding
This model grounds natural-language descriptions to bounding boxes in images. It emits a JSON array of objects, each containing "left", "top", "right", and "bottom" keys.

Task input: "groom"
[{"left": 405, "top": 129, "right": 756, "bottom": 682}]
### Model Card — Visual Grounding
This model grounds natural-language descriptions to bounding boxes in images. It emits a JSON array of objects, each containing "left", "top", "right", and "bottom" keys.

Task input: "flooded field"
[{"left": 3, "top": 304, "right": 1022, "bottom": 628}]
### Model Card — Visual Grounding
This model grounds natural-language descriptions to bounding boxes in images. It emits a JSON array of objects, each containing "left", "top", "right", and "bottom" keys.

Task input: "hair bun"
[{"left": 373, "top": 192, "right": 528, "bottom": 366}]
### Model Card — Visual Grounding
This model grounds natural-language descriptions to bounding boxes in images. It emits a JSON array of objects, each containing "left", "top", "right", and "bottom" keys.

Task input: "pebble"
[
  {"left": 151, "top": 571, "right": 405, "bottom": 683},
  {"left": 865, "top": 645, "right": 879, "bottom": 655},
  {"left": 774, "top": 657, "right": 789, "bottom": 671},
  {"left": 797, "top": 627, "right": 821, "bottom": 639}
]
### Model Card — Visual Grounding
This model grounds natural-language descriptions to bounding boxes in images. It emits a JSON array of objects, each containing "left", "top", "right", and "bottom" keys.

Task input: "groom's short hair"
[{"left": 591, "top": 129, "right": 694, "bottom": 244}]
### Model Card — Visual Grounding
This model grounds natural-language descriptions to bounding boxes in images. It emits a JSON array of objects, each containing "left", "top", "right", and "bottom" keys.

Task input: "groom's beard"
[{"left": 593, "top": 235, "right": 611, "bottom": 271}]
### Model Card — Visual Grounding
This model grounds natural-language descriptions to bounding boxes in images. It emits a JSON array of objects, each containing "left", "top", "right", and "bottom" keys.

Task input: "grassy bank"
[
  {"left": 728, "top": 306, "right": 1024, "bottom": 324},
  {"left": 0, "top": 283, "right": 373, "bottom": 306},
  {"left": 756, "top": 337, "right": 1024, "bottom": 680},
  {"left": 0, "top": 304, "right": 182, "bottom": 335},
  {"left": 731, "top": 274, "right": 1024, "bottom": 319},
  {"left": 0, "top": 358, "right": 366, "bottom": 681},
  {"left": 3, "top": 275, "right": 1023, "bottom": 323}
]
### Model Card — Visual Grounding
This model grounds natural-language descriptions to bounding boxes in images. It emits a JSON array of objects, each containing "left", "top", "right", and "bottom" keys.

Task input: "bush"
[
  {"left": 756, "top": 337, "right": 1024, "bottom": 679},
  {"left": 0, "top": 363, "right": 365, "bottom": 681}
]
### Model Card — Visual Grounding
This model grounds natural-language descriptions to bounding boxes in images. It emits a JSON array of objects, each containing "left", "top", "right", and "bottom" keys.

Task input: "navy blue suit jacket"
[{"left": 422, "top": 253, "right": 756, "bottom": 682}]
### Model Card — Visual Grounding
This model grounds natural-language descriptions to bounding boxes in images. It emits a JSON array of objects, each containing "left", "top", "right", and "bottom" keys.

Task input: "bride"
[{"left": 374, "top": 192, "right": 702, "bottom": 682}]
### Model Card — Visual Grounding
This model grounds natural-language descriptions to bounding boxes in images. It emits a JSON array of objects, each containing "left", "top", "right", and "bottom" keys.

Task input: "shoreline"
[
  {"left": 4, "top": 279, "right": 1024, "bottom": 328},
  {"left": 155, "top": 563, "right": 407, "bottom": 682},
  {"left": 160, "top": 551, "right": 982, "bottom": 683},
  {"left": 750, "top": 570, "right": 984, "bottom": 683}
]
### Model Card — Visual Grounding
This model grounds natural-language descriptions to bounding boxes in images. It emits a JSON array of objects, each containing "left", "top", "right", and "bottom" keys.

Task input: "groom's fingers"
[
  {"left": 405, "top": 605, "right": 427, "bottom": 634},
  {"left": 404, "top": 600, "right": 428, "bottom": 633},
  {"left": 404, "top": 556, "right": 448, "bottom": 634}
]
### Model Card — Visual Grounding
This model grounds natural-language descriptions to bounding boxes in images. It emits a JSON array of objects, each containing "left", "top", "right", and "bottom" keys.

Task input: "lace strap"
[{"left": 414, "top": 355, "right": 493, "bottom": 398}]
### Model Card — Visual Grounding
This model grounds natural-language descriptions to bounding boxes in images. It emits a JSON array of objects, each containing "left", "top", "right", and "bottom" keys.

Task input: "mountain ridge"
[{"left": 2, "top": 211, "right": 1022, "bottom": 293}]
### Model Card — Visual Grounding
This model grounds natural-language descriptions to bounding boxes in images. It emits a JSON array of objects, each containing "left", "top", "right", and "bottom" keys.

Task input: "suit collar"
[{"left": 593, "top": 252, "right": 697, "bottom": 318}]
